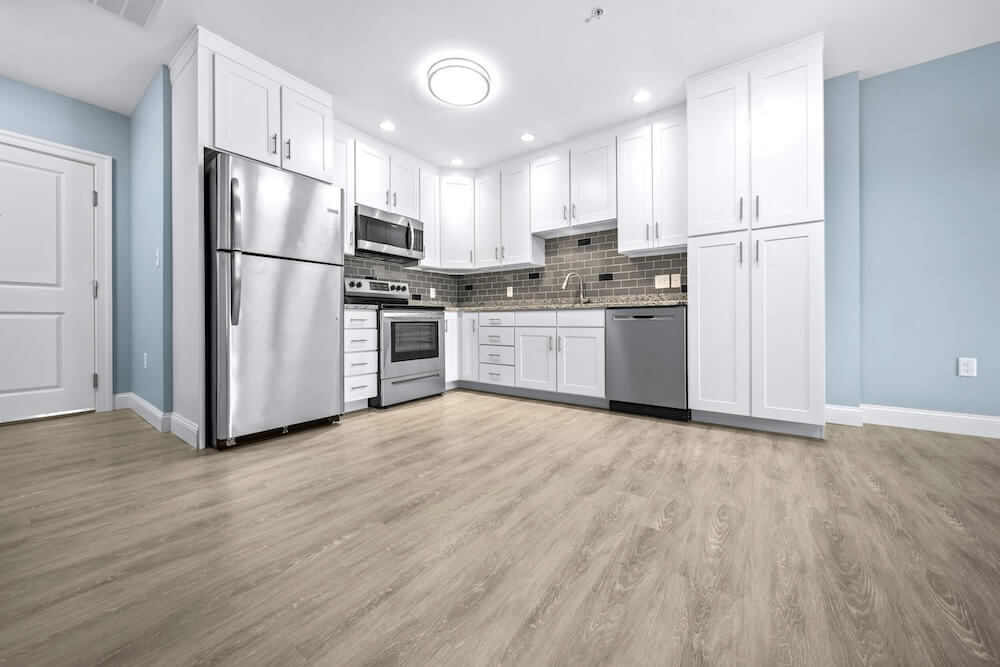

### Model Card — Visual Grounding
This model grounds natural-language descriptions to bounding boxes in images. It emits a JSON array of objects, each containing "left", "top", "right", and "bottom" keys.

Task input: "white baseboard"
[
  {"left": 113, "top": 392, "right": 169, "bottom": 432},
  {"left": 861, "top": 404, "right": 1000, "bottom": 439},
  {"left": 169, "top": 413, "right": 200, "bottom": 448},
  {"left": 825, "top": 404, "right": 864, "bottom": 427}
]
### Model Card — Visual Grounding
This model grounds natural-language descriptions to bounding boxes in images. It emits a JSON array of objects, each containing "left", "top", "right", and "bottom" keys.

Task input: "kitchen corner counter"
[{"left": 440, "top": 295, "right": 687, "bottom": 312}]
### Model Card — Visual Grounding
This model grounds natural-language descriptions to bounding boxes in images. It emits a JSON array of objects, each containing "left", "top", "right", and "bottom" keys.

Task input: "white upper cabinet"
[
  {"left": 213, "top": 55, "right": 281, "bottom": 166},
  {"left": 332, "top": 123, "right": 356, "bottom": 255},
  {"left": 390, "top": 154, "right": 420, "bottom": 219},
  {"left": 419, "top": 167, "right": 440, "bottom": 269},
  {"left": 354, "top": 140, "right": 391, "bottom": 210},
  {"left": 750, "top": 222, "right": 824, "bottom": 424},
  {"left": 569, "top": 131, "right": 617, "bottom": 226},
  {"left": 616, "top": 122, "right": 654, "bottom": 254},
  {"left": 500, "top": 161, "right": 544, "bottom": 267},
  {"left": 651, "top": 108, "right": 687, "bottom": 249},
  {"left": 749, "top": 38, "right": 825, "bottom": 228},
  {"left": 687, "top": 34, "right": 823, "bottom": 237},
  {"left": 516, "top": 327, "right": 557, "bottom": 392},
  {"left": 279, "top": 87, "right": 333, "bottom": 182},
  {"left": 439, "top": 173, "right": 475, "bottom": 270},
  {"left": 686, "top": 67, "right": 750, "bottom": 237},
  {"left": 474, "top": 170, "right": 502, "bottom": 269},
  {"left": 529, "top": 151, "right": 570, "bottom": 235},
  {"left": 687, "top": 230, "right": 751, "bottom": 416}
]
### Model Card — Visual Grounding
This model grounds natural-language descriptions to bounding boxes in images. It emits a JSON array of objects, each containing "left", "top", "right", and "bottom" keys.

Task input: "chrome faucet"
[{"left": 561, "top": 272, "right": 590, "bottom": 305}]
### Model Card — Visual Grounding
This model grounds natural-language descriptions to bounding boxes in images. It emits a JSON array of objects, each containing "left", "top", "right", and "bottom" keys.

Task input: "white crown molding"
[
  {"left": 825, "top": 404, "right": 864, "bottom": 427},
  {"left": 861, "top": 404, "right": 1000, "bottom": 439}
]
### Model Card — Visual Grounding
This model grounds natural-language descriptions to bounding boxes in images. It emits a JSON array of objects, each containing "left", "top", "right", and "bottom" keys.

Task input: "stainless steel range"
[{"left": 345, "top": 278, "right": 445, "bottom": 407}]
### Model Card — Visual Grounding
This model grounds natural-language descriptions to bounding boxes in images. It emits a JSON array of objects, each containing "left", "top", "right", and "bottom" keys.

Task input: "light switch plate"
[
  {"left": 654, "top": 274, "right": 670, "bottom": 289},
  {"left": 958, "top": 357, "right": 977, "bottom": 377},
  {"left": 430, "top": 287, "right": 436, "bottom": 299},
  {"left": 506, "top": 286, "right": 514, "bottom": 298},
  {"left": 671, "top": 273, "right": 681, "bottom": 288}
]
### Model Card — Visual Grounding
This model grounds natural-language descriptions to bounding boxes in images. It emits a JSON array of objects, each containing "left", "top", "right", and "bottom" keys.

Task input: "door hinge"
[
  {"left": 93, "top": 280, "right": 99, "bottom": 299},
  {"left": 93, "top": 191, "right": 98, "bottom": 207},
  {"left": 93, "top": 373, "right": 99, "bottom": 389}
]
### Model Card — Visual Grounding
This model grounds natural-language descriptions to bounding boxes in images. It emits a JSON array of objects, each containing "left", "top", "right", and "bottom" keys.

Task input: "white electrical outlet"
[
  {"left": 430, "top": 287, "right": 436, "bottom": 299},
  {"left": 143, "top": 352, "right": 148, "bottom": 369},
  {"left": 654, "top": 274, "right": 670, "bottom": 289},
  {"left": 507, "top": 286, "right": 514, "bottom": 298},
  {"left": 958, "top": 357, "right": 977, "bottom": 377},
  {"left": 671, "top": 273, "right": 681, "bottom": 288}
]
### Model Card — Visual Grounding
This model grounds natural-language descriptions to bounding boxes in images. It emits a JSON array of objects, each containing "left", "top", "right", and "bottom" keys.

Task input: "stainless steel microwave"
[{"left": 354, "top": 205, "right": 424, "bottom": 264}]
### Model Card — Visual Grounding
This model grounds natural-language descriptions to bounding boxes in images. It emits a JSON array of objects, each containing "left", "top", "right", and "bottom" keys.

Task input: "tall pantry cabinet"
[{"left": 686, "top": 34, "right": 826, "bottom": 426}]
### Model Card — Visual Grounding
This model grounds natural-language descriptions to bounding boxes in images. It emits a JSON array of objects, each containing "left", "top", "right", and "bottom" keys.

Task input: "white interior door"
[
  {"left": 615, "top": 122, "right": 653, "bottom": 253},
  {"left": 213, "top": 55, "right": 281, "bottom": 166},
  {"left": 751, "top": 222, "right": 825, "bottom": 424},
  {"left": 570, "top": 131, "right": 617, "bottom": 226},
  {"left": 529, "top": 151, "right": 569, "bottom": 235},
  {"left": 280, "top": 86, "right": 333, "bottom": 183},
  {"left": 389, "top": 154, "right": 420, "bottom": 218},
  {"left": 515, "top": 327, "right": 557, "bottom": 392},
  {"left": 0, "top": 143, "right": 95, "bottom": 422},
  {"left": 687, "top": 230, "right": 750, "bottom": 415}
]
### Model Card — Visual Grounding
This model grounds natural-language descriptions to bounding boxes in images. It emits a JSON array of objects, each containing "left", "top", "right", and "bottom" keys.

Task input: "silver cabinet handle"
[
  {"left": 488, "top": 371, "right": 501, "bottom": 377},
  {"left": 444, "top": 320, "right": 449, "bottom": 333},
  {"left": 756, "top": 239, "right": 760, "bottom": 263},
  {"left": 755, "top": 195, "right": 760, "bottom": 220},
  {"left": 230, "top": 177, "right": 242, "bottom": 250},
  {"left": 739, "top": 241, "right": 743, "bottom": 265},
  {"left": 645, "top": 224, "right": 650, "bottom": 241},
  {"left": 488, "top": 335, "right": 500, "bottom": 340},
  {"left": 489, "top": 353, "right": 501, "bottom": 358},
  {"left": 472, "top": 320, "right": 476, "bottom": 332},
  {"left": 563, "top": 205, "right": 568, "bottom": 220},
  {"left": 393, "top": 192, "right": 397, "bottom": 208},
  {"left": 501, "top": 246, "right": 505, "bottom": 258},
  {"left": 494, "top": 247, "right": 499, "bottom": 260},
  {"left": 271, "top": 133, "right": 278, "bottom": 155},
  {"left": 350, "top": 384, "right": 369, "bottom": 390},
  {"left": 385, "top": 190, "right": 390, "bottom": 206},
  {"left": 349, "top": 317, "right": 367, "bottom": 322},
  {"left": 739, "top": 196, "right": 743, "bottom": 220},
  {"left": 231, "top": 251, "right": 242, "bottom": 325},
  {"left": 469, "top": 249, "right": 473, "bottom": 263},
  {"left": 390, "top": 372, "right": 440, "bottom": 385},
  {"left": 572, "top": 203, "right": 577, "bottom": 219},
  {"left": 557, "top": 336, "right": 563, "bottom": 352},
  {"left": 285, "top": 139, "right": 292, "bottom": 160},
  {"left": 350, "top": 362, "right": 369, "bottom": 367},
  {"left": 349, "top": 230, "right": 354, "bottom": 246},
  {"left": 655, "top": 222, "right": 660, "bottom": 240},
  {"left": 489, "top": 318, "right": 501, "bottom": 324},
  {"left": 548, "top": 336, "right": 553, "bottom": 351},
  {"left": 350, "top": 338, "right": 367, "bottom": 343}
]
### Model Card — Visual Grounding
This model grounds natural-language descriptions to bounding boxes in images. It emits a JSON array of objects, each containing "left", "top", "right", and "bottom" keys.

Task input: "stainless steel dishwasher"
[{"left": 605, "top": 306, "right": 689, "bottom": 420}]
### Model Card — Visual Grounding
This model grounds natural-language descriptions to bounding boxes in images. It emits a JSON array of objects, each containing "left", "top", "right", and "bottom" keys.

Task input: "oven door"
[
  {"left": 355, "top": 205, "right": 425, "bottom": 262},
  {"left": 380, "top": 310, "right": 444, "bottom": 379}
]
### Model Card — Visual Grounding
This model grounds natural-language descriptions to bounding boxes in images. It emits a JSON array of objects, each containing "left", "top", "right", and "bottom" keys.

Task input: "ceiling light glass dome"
[{"left": 427, "top": 58, "right": 491, "bottom": 106}]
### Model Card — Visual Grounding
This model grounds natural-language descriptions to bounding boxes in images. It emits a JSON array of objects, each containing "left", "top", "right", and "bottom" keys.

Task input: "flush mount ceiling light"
[
  {"left": 427, "top": 58, "right": 491, "bottom": 107},
  {"left": 450, "top": 158, "right": 464, "bottom": 166},
  {"left": 519, "top": 132, "right": 536, "bottom": 143},
  {"left": 378, "top": 120, "right": 396, "bottom": 132},
  {"left": 631, "top": 89, "right": 651, "bottom": 104}
]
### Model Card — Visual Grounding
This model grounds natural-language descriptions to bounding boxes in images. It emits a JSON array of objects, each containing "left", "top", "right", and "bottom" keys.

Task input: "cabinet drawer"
[
  {"left": 344, "top": 351, "right": 378, "bottom": 377},
  {"left": 514, "top": 310, "right": 557, "bottom": 327},
  {"left": 344, "top": 372, "right": 378, "bottom": 401},
  {"left": 557, "top": 309, "right": 605, "bottom": 327},
  {"left": 478, "top": 327, "right": 514, "bottom": 346},
  {"left": 344, "top": 328, "right": 378, "bottom": 352},
  {"left": 479, "top": 363, "right": 515, "bottom": 387},
  {"left": 479, "top": 345, "right": 515, "bottom": 366},
  {"left": 344, "top": 310, "right": 378, "bottom": 329},
  {"left": 479, "top": 312, "right": 515, "bottom": 327}
]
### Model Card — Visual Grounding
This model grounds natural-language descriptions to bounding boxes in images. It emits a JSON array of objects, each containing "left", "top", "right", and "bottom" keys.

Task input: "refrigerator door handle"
[
  {"left": 231, "top": 251, "right": 243, "bottom": 325},
  {"left": 231, "top": 176, "right": 243, "bottom": 250}
]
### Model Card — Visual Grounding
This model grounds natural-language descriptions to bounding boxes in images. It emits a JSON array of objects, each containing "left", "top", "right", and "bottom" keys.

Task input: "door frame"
[{"left": 0, "top": 129, "right": 114, "bottom": 413}]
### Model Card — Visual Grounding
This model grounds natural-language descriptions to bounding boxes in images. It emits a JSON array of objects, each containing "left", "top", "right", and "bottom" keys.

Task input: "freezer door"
[
  {"left": 216, "top": 252, "right": 343, "bottom": 440},
  {"left": 211, "top": 151, "right": 343, "bottom": 264},
  {"left": 605, "top": 306, "right": 687, "bottom": 408}
]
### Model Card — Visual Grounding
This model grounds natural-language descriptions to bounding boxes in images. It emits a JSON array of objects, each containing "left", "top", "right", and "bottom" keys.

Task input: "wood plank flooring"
[{"left": 1, "top": 390, "right": 999, "bottom": 666}]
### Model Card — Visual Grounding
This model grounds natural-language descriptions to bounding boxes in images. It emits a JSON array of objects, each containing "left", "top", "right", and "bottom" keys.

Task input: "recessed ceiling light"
[
  {"left": 520, "top": 132, "right": 536, "bottom": 143},
  {"left": 379, "top": 120, "right": 396, "bottom": 132},
  {"left": 631, "top": 89, "right": 651, "bottom": 104},
  {"left": 450, "top": 158, "right": 464, "bottom": 167},
  {"left": 428, "top": 58, "right": 491, "bottom": 107}
]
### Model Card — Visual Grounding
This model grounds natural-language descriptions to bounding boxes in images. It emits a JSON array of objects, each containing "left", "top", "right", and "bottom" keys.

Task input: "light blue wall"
[
  {"left": 859, "top": 42, "right": 1000, "bottom": 416},
  {"left": 0, "top": 75, "right": 132, "bottom": 392},
  {"left": 824, "top": 73, "right": 861, "bottom": 407},
  {"left": 129, "top": 66, "right": 172, "bottom": 411}
]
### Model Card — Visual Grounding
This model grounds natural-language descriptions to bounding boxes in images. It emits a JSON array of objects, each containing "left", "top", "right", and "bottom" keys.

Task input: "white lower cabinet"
[
  {"left": 459, "top": 312, "right": 479, "bottom": 382},
  {"left": 344, "top": 373, "right": 378, "bottom": 402},
  {"left": 557, "top": 327, "right": 606, "bottom": 397},
  {"left": 480, "top": 363, "right": 515, "bottom": 387},
  {"left": 444, "top": 311, "right": 459, "bottom": 383},
  {"left": 515, "top": 327, "right": 557, "bottom": 392}
]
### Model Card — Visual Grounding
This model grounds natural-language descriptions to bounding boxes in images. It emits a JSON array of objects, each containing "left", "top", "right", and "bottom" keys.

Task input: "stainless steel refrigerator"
[{"left": 206, "top": 151, "right": 344, "bottom": 447}]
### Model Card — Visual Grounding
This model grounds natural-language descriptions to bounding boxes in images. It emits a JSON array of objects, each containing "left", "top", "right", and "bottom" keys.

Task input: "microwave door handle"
[{"left": 407, "top": 220, "right": 413, "bottom": 251}]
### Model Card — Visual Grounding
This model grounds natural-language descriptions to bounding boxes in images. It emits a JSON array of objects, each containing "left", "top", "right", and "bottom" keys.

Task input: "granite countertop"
[{"left": 440, "top": 294, "right": 687, "bottom": 312}]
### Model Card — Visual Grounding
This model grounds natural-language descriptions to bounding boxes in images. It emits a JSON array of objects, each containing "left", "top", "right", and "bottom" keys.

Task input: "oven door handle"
[
  {"left": 388, "top": 372, "right": 442, "bottom": 386},
  {"left": 381, "top": 312, "right": 444, "bottom": 321}
]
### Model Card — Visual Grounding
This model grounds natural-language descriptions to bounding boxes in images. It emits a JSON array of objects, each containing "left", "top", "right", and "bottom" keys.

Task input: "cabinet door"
[
  {"left": 529, "top": 151, "right": 570, "bottom": 235},
  {"left": 749, "top": 38, "right": 824, "bottom": 228},
  {"left": 444, "top": 312, "right": 459, "bottom": 383},
  {"left": 440, "top": 173, "right": 475, "bottom": 269},
  {"left": 459, "top": 314, "right": 479, "bottom": 381},
  {"left": 419, "top": 169, "right": 441, "bottom": 268},
  {"left": 213, "top": 55, "right": 281, "bottom": 166},
  {"left": 686, "top": 67, "right": 750, "bottom": 237},
  {"left": 616, "top": 123, "right": 653, "bottom": 253},
  {"left": 570, "top": 131, "right": 617, "bottom": 226},
  {"left": 280, "top": 87, "right": 333, "bottom": 182},
  {"left": 751, "top": 222, "right": 824, "bottom": 424},
  {"left": 687, "top": 230, "right": 750, "bottom": 415},
  {"left": 474, "top": 170, "right": 501, "bottom": 269},
  {"left": 557, "top": 327, "right": 605, "bottom": 397},
  {"left": 651, "top": 109, "right": 687, "bottom": 249},
  {"left": 332, "top": 124, "right": 356, "bottom": 255},
  {"left": 390, "top": 153, "right": 420, "bottom": 219},
  {"left": 500, "top": 161, "right": 541, "bottom": 266},
  {"left": 516, "top": 327, "right": 557, "bottom": 392},
  {"left": 354, "top": 140, "right": 391, "bottom": 210}
]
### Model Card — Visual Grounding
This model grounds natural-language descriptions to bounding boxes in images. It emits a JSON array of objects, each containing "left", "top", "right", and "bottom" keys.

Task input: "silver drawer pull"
[
  {"left": 489, "top": 318, "right": 501, "bottom": 323},
  {"left": 350, "top": 338, "right": 367, "bottom": 343},
  {"left": 489, "top": 353, "right": 501, "bottom": 358},
  {"left": 350, "top": 362, "right": 368, "bottom": 367},
  {"left": 349, "top": 318, "right": 367, "bottom": 322},
  {"left": 350, "top": 384, "right": 369, "bottom": 390},
  {"left": 489, "top": 335, "right": 500, "bottom": 340},
  {"left": 488, "top": 372, "right": 501, "bottom": 377}
]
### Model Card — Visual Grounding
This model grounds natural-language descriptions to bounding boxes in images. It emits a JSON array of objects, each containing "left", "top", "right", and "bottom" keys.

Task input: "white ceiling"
[{"left": 1, "top": 0, "right": 999, "bottom": 168}]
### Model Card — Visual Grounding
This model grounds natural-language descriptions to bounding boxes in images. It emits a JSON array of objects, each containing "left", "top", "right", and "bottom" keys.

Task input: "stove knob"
[{"left": 400, "top": 285, "right": 407, "bottom": 292}]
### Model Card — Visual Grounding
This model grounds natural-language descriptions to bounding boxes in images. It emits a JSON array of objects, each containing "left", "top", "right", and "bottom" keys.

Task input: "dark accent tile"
[
  {"left": 576, "top": 238, "right": 592, "bottom": 246},
  {"left": 528, "top": 272, "right": 540, "bottom": 279},
  {"left": 599, "top": 273, "right": 613, "bottom": 281},
  {"left": 465, "top": 285, "right": 474, "bottom": 291}
]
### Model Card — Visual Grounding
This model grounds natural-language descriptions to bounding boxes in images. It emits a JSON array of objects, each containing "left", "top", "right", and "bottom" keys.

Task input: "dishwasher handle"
[{"left": 612, "top": 314, "right": 675, "bottom": 321}]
